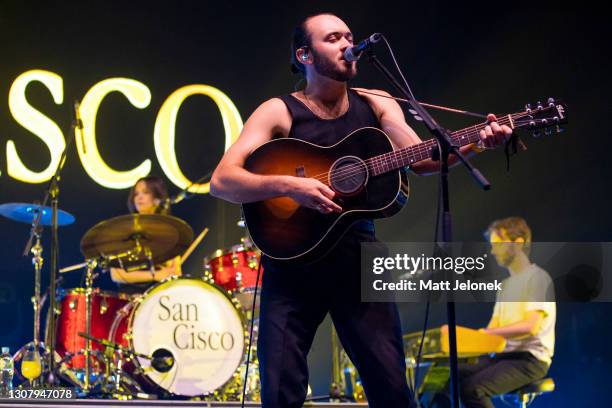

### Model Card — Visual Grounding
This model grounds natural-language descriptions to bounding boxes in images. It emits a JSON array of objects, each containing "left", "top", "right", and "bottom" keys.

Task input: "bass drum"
[{"left": 110, "top": 277, "right": 246, "bottom": 397}]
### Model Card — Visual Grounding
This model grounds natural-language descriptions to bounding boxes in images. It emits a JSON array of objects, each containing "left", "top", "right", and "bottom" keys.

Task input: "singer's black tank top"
[
  {"left": 277, "top": 88, "right": 380, "bottom": 147},
  {"left": 275, "top": 88, "right": 379, "bottom": 237}
]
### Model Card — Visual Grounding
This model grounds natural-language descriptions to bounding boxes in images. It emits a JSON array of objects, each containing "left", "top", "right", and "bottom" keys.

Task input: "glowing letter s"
[{"left": 7, "top": 70, "right": 65, "bottom": 182}]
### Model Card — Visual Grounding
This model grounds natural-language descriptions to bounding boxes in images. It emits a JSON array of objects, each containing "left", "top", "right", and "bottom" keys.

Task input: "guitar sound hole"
[{"left": 329, "top": 156, "right": 368, "bottom": 195}]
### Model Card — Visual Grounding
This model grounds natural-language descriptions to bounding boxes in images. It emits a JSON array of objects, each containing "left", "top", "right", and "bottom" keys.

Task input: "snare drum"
[
  {"left": 205, "top": 239, "right": 263, "bottom": 309},
  {"left": 54, "top": 288, "right": 130, "bottom": 372},
  {"left": 109, "top": 277, "right": 246, "bottom": 396}
]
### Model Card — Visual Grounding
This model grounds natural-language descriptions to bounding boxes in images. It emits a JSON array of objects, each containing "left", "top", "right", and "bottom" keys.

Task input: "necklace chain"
[{"left": 303, "top": 92, "right": 348, "bottom": 119}]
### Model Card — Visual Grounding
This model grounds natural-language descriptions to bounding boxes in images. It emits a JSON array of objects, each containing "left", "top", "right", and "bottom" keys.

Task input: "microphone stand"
[
  {"left": 163, "top": 171, "right": 212, "bottom": 210},
  {"left": 365, "top": 48, "right": 490, "bottom": 408},
  {"left": 22, "top": 100, "right": 83, "bottom": 386}
]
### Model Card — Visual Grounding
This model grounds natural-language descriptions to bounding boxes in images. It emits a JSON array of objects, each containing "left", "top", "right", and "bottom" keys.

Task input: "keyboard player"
[{"left": 458, "top": 217, "right": 556, "bottom": 408}]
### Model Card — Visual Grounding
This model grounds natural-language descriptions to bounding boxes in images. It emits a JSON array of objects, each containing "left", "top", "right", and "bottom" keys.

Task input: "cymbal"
[
  {"left": 0, "top": 202, "right": 75, "bottom": 226},
  {"left": 80, "top": 214, "right": 193, "bottom": 268}
]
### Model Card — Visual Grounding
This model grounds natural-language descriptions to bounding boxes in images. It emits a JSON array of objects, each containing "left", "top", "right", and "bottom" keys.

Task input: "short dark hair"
[
  {"left": 127, "top": 175, "right": 170, "bottom": 215},
  {"left": 486, "top": 217, "right": 532, "bottom": 255},
  {"left": 290, "top": 12, "right": 335, "bottom": 75}
]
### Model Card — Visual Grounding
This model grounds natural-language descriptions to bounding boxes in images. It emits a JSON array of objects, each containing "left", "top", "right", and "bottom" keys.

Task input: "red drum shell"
[
  {"left": 206, "top": 245, "right": 262, "bottom": 293},
  {"left": 55, "top": 289, "right": 130, "bottom": 369}
]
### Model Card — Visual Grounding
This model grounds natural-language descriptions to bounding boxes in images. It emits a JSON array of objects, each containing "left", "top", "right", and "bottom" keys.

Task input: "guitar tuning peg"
[
  {"left": 537, "top": 101, "right": 543, "bottom": 110},
  {"left": 548, "top": 97, "right": 556, "bottom": 107},
  {"left": 556, "top": 125, "right": 563, "bottom": 134},
  {"left": 533, "top": 130, "right": 541, "bottom": 138},
  {"left": 545, "top": 127, "right": 552, "bottom": 136},
  {"left": 525, "top": 103, "right": 532, "bottom": 113}
]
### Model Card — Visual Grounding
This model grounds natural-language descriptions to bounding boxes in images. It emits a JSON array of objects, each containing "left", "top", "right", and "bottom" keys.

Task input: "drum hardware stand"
[
  {"left": 12, "top": 223, "right": 53, "bottom": 387},
  {"left": 329, "top": 325, "right": 363, "bottom": 403},
  {"left": 56, "top": 356, "right": 84, "bottom": 388},
  {"left": 111, "top": 346, "right": 132, "bottom": 398},
  {"left": 20, "top": 225, "right": 48, "bottom": 387},
  {"left": 104, "top": 345, "right": 144, "bottom": 400},
  {"left": 330, "top": 324, "right": 343, "bottom": 400},
  {"left": 77, "top": 332, "right": 156, "bottom": 400},
  {"left": 102, "top": 303, "right": 143, "bottom": 399},
  {"left": 31, "top": 227, "right": 44, "bottom": 350},
  {"left": 58, "top": 258, "right": 106, "bottom": 393},
  {"left": 113, "top": 235, "right": 155, "bottom": 274},
  {"left": 61, "top": 251, "right": 144, "bottom": 276},
  {"left": 56, "top": 349, "right": 104, "bottom": 394},
  {"left": 83, "top": 258, "right": 98, "bottom": 393},
  {"left": 21, "top": 100, "right": 83, "bottom": 386}
]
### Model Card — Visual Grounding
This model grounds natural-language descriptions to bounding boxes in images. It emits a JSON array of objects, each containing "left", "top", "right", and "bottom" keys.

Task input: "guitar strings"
[
  {"left": 304, "top": 112, "right": 534, "bottom": 186},
  {"left": 322, "top": 109, "right": 550, "bottom": 184},
  {"left": 314, "top": 109, "right": 556, "bottom": 187},
  {"left": 307, "top": 115, "right": 515, "bottom": 185}
]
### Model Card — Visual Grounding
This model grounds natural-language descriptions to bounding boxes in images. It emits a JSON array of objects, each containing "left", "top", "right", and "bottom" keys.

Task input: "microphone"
[
  {"left": 163, "top": 171, "right": 212, "bottom": 208},
  {"left": 163, "top": 190, "right": 189, "bottom": 209},
  {"left": 344, "top": 33, "right": 382, "bottom": 62},
  {"left": 172, "top": 190, "right": 189, "bottom": 204},
  {"left": 151, "top": 348, "right": 175, "bottom": 373},
  {"left": 74, "top": 100, "right": 85, "bottom": 153}
]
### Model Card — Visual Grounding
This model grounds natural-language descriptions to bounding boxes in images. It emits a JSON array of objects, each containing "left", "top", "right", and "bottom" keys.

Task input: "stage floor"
[{"left": 0, "top": 399, "right": 368, "bottom": 407}]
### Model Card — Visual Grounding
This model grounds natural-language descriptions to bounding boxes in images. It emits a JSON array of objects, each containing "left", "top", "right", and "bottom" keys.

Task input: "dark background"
[{"left": 0, "top": 1, "right": 610, "bottom": 405}]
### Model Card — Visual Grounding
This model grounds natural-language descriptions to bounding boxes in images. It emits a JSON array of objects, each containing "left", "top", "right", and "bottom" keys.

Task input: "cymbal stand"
[
  {"left": 9, "top": 223, "right": 50, "bottom": 387},
  {"left": 83, "top": 258, "right": 97, "bottom": 393},
  {"left": 31, "top": 228, "right": 44, "bottom": 343},
  {"left": 27, "top": 227, "right": 45, "bottom": 386}
]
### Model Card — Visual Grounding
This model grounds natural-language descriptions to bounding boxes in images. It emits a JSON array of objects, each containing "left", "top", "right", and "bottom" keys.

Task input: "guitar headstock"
[{"left": 512, "top": 98, "right": 568, "bottom": 137}]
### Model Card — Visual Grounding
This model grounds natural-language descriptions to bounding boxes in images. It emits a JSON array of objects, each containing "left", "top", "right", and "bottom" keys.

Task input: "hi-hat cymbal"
[
  {"left": 0, "top": 202, "right": 75, "bottom": 226},
  {"left": 80, "top": 214, "right": 193, "bottom": 268}
]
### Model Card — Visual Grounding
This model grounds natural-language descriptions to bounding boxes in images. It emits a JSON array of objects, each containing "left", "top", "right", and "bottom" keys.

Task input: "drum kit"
[{"left": 0, "top": 202, "right": 263, "bottom": 401}]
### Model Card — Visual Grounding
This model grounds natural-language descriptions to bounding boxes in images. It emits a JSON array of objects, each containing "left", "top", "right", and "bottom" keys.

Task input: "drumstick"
[
  {"left": 59, "top": 262, "right": 87, "bottom": 273},
  {"left": 181, "top": 227, "right": 209, "bottom": 264}
]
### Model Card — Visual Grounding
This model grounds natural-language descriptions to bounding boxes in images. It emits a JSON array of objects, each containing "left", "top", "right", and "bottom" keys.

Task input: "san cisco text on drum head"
[{"left": 156, "top": 293, "right": 237, "bottom": 351}]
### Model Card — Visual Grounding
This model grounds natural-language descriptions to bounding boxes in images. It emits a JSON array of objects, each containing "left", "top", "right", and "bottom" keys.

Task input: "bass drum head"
[{"left": 129, "top": 278, "right": 245, "bottom": 396}]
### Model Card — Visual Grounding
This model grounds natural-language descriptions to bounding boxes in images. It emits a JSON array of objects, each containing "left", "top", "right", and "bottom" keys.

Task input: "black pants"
[
  {"left": 257, "top": 230, "right": 414, "bottom": 408},
  {"left": 458, "top": 352, "right": 549, "bottom": 408}
]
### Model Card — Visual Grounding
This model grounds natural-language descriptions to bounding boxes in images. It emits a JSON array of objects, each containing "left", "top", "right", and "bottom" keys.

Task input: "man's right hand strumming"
[{"left": 286, "top": 177, "right": 343, "bottom": 214}]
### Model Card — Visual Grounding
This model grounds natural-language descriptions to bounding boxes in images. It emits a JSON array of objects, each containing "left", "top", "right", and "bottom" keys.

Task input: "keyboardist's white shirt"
[{"left": 493, "top": 263, "right": 556, "bottom": 365}]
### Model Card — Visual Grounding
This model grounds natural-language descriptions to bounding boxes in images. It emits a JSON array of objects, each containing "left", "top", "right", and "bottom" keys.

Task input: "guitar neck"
[{"left": 367, "top": 114, "right": 516, "bottom": 176}]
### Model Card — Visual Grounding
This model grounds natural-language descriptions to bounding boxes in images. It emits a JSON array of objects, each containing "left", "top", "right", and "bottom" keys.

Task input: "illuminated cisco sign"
[{"left": 4, "top": 69, "right": 243, "bottom": 193}]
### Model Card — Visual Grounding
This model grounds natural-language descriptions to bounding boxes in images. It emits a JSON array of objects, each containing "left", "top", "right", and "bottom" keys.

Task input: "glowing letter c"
[{"left": 77, "top": 78, "right": 152, "bottom": 189}]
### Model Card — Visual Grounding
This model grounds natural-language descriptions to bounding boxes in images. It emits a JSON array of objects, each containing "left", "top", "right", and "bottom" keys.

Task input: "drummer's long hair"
[{"left": 127, "top": 176, "right": 171, "bottom": 215}]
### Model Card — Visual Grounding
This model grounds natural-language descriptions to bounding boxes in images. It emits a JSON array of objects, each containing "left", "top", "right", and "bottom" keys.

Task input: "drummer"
[{"left": 110, "top": 176, "right": 182, "bottom": 294}]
